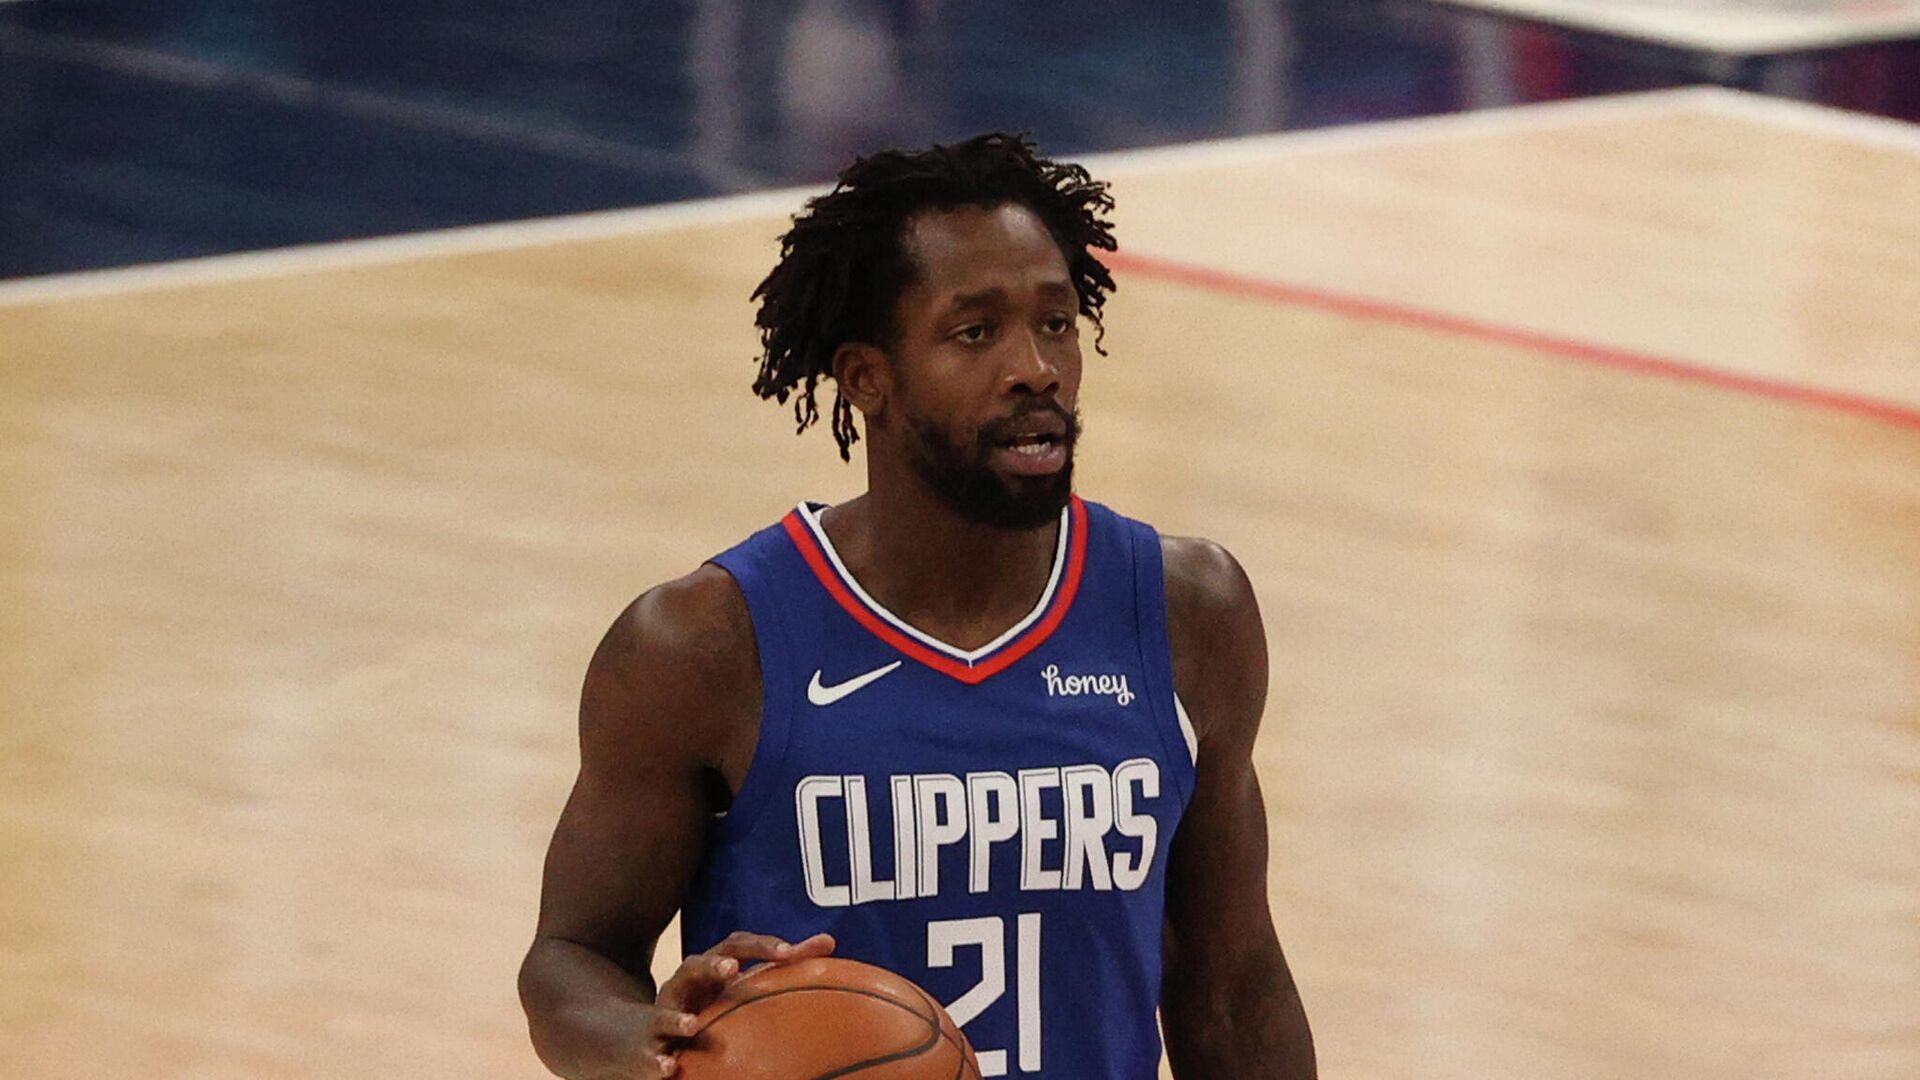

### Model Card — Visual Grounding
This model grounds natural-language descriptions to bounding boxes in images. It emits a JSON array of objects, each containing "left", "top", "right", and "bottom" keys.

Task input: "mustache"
[{"left": 977, "top": 400, "right": 1081, "bottom": 447}]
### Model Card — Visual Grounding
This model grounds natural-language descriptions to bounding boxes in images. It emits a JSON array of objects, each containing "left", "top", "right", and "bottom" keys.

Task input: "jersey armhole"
[
  {"left": 704, "top": 555, "right": 795, "bottom": 842},
  {"left": 1129, "top": 520, "right": 1200, "bottom": 806},
  {"left": 1172, "top": 692, "right": 1200, "bottom": 764}
]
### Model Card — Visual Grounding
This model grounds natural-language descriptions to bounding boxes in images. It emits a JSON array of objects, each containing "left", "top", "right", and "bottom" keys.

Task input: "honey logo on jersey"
[{"left": 1040, "top": 663, "right": 1134, "bottom": 706}]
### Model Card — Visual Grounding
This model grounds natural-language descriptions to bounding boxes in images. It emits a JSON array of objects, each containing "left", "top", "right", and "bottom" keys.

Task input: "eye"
[
  {"left": 1043, "top": 313, "right": 1075, "bottom": 335},
  {"left": 953, "top": 322, "right": 993, "bottom": 345}
]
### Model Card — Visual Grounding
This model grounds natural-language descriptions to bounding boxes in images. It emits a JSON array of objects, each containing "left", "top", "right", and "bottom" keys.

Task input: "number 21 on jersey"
[{"left": 928, "top": 914, "right": 1042, "bottom": 1076}]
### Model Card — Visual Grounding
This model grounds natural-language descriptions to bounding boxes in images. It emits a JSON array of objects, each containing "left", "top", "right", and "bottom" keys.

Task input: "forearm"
[
  {"left": 1163, "top": 942, "right": 1315, "bottom": 1079},
  {"left": 519, "top": 936, "right": 656, "bottom": 1080}
]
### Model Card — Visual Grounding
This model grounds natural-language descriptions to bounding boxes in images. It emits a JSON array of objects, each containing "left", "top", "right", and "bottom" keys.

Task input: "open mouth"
[
  {"left": 1001, "top": 430, "right": 1063, "bottom": 457},
  {"left": 991, "top": 424, "right": 1070, "bottom": 476}
]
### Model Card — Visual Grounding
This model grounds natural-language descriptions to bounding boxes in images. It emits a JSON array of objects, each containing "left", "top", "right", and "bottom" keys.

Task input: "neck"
[{"left": 820, "top": 452, "right": 1063, "bottom": 652}]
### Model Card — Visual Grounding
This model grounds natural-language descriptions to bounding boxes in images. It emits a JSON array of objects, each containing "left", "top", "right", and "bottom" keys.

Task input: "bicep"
[
  {"left": 534, "top": 760, "right": 706, "bottom": 974},
  {"left": 1162, "top": 537, "right": 1280, "bottom": 971},
  {"left": 1164, "top": 744, "right": 1278, "bottom": 971},
  {"left": 1160, "top": 538, "right": 1315, "bottom": 1073},
  {"left": 533, "top": 583, "right": 744, "bottom": 974}
]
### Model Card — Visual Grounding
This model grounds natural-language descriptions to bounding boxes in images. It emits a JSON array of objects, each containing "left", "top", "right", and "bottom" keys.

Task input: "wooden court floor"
[{"left": 2, "top": 89, "right": 1917, "bottom": 1078}]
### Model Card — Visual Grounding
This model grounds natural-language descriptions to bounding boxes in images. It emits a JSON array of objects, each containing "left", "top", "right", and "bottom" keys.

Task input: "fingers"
[
  {"left": 709, "top": 930, "right": 838, "bottom": 964},
  {"left": 641, "top": 934, "right": 836, "bottom": 1080},
  {"left": 647, "top": 1006, "right": 702, "bottom": 1043},
  {"left": 654, "top": 952, "right": 739, "bottom": 1012},
  {"left": 707, "top": 930, "right": 807, "bottom": 964},
  {"left": 785, "top": 932, "right": 836, "bottom": 959},
  {"left": 654, "top": 931, "right": 839, "bottom": 1015},
  {"left": 642, "top": 996, "right": 705, "bottom": 1077}
]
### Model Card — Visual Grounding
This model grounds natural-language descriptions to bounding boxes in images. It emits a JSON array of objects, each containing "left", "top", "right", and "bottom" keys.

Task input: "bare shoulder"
[
  {"left": 581, "top": 563, "right": 760, "bottom": 785},
  {"left": 1161, "top": 534, "right": 1257, "bottom": 621},
  {"left": 1159, "top": 534, "right": 1267, "bottom": 750},
  {"left": 601, "top": 563, "right": 755, "bottom": 687}
]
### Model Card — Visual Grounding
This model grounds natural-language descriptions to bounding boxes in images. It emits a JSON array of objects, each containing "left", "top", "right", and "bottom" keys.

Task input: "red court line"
[{"left": 1105, "top": 250, "right": 1920, "bottom": 432}]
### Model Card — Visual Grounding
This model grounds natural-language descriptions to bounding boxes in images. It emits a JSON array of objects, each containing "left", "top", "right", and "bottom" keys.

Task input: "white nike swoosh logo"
[{"left": 807, "top": 661, "right": 903, "bottom": 706}]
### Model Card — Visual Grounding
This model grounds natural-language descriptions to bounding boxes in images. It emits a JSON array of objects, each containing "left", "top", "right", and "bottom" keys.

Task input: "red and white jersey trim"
[{"left": 781, "top": 497, "right": 1088, "bottom": 685}]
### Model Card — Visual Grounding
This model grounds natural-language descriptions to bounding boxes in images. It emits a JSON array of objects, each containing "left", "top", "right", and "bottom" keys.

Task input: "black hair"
[{"left": 749, "top": 132, "right": 1117, "bottom": 460}]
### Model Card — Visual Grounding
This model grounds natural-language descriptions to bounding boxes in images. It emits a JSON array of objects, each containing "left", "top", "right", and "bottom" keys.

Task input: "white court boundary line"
[
  {"left": 1686, "top": 85, "right": 1920, "bottom": 154},
  {"left": 3, "top": 86, "right": 1917, "bottom": 308},
  {"left": 1430, "top": 0, "right": 1920, "bottom": 55}
]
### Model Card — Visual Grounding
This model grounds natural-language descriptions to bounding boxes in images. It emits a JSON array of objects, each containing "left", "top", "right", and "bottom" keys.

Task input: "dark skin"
[{"left": 519, "top": 203, "right": 1313, "bottom": 1078}]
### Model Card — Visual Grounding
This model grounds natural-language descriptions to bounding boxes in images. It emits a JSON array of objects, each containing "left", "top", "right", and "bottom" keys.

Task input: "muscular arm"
[
  {"left": 518, "top": 565, "right": 762, "bottom": 1079},
  {"left": 1159, "top": 537, "right": 1315, "bottom": 1078}
]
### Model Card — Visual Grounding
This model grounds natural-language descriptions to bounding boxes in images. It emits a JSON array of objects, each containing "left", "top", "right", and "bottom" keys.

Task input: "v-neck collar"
[{"left": 780, "top": 497, "right": 1088, "bottom": 685}]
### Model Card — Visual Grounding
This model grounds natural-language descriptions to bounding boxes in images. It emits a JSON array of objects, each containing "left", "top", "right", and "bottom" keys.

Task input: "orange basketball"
[{"left": 676, "top": 957, "right": 982, "bottom": 1080}]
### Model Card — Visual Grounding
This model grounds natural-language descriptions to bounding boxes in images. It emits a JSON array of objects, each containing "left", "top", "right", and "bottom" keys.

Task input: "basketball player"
[{"left": 519, "top": 133, "right": 1315, "bottom": 1079}]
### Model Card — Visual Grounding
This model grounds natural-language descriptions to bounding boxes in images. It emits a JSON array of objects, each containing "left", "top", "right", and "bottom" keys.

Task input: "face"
[{"left": 877, "top": 203, "right": 1085, "bottom": 529}]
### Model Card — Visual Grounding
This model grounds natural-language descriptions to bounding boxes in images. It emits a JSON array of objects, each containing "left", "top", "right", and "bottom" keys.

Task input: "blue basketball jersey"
[{"left": 685, "top": 496, "right": 1197, "bottom": 1079}]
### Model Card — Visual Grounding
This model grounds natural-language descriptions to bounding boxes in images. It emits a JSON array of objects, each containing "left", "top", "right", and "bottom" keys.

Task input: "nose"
[{"left": 1003, "top": 327, "right": 1061, "bottom": 397}]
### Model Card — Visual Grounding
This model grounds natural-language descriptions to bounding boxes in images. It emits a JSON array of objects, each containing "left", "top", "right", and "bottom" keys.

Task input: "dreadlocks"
[{"left": 749, "top": 132, "right": 1117, "bottom": 461}]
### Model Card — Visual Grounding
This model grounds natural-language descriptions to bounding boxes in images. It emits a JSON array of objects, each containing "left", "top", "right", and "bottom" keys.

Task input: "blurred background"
[
  {"left": 4, "top": 3, "right": 1919, "bottom": 1079},
  {"left": 4, "top": 0, "right": 1920, "bottom": 279}
]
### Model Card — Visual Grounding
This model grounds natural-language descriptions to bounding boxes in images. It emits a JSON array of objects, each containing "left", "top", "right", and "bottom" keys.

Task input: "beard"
[{"left": 903, "top": 400, "right": 1081, "bottom": 530}]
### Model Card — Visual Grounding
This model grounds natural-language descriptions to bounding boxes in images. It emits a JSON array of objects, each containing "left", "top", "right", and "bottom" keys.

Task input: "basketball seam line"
[
  {"left": 693, "top": 984, "right": 946, "bottom": 1079},
  {"left": 909, "top": 983, "right": 978, "bottom": 1069}
]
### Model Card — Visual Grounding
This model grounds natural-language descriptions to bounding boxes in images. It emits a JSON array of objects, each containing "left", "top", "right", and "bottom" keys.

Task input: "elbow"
[
  {"left": 1163, "top": 942, "right": 1315, "bottom": 1078},
  {"left": 517, "top": 939, "right": 571, "bottom": 1075},
  {"left": 518, "top": 938, "right": 553, "bottom": 1022},
  {"left": 1169, "top": 940, "right": 1287, "bottom": 1025}
]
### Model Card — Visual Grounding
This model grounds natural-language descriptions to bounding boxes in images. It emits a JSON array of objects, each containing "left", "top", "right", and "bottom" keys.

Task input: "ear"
[{"left": 831, "top": 342, "right": 893, "bottom": 422}]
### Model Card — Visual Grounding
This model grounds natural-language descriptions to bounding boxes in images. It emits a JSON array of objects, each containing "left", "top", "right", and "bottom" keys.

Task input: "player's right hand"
[{"left": 637, "top": 930, "right": 837, "bottom": 1078}]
